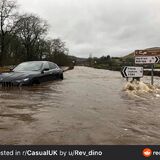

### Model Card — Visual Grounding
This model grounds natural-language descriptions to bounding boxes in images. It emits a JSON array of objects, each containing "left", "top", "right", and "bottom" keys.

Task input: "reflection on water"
[{"left": 0, "top": 67, "right": 160, "bottom": 145}]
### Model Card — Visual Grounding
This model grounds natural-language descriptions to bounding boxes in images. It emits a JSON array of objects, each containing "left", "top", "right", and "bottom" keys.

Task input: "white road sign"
[
  {"left": 135, "top": 56, "right": 160, "bottom": 64},
  {"left": 121, "top": 66, "right": 143, "bottom": 78}
]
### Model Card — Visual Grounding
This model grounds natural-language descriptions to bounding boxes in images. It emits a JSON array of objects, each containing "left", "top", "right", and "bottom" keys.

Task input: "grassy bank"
[{"left": 0, "top": 67, "right": 10, "bottom": 73}]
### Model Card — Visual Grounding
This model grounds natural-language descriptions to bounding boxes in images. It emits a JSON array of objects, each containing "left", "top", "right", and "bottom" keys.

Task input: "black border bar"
[{"left": 0, "top": 145, "right": 159, "bottom": 160}]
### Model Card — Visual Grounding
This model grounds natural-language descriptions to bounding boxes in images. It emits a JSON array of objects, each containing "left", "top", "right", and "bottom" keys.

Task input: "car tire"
[
  {"left": 31, "top": 78, "right": 40, "bottom": 85},
  {"left": 60, "top": 73, "right": 63, "bottom": 80}
]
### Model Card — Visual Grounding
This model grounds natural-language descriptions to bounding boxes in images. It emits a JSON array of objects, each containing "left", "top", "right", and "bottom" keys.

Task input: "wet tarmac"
[{"left": 0, "top": 67, "right": 160, "bottom": 145}]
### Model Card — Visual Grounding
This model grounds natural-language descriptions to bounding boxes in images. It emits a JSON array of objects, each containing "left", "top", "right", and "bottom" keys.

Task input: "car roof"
[{"left": 23, "top": 61, "right": 55, "bottom": 64}]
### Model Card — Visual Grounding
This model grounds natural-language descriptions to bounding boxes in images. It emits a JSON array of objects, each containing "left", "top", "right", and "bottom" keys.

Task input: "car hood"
[{"left": 0, "top": 71, "right": 40, "bottom": 82}]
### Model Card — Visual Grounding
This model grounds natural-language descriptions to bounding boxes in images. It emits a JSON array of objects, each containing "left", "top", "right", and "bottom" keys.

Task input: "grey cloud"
[{"left": 18, "top": 0, "right": 160, "bottom": 57}]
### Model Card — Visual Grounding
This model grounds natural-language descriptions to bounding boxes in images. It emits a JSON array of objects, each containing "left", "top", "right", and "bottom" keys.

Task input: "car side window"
[
  {"left": 43, "top": 62, "right": 49, "bottom": 70},
  {"left": 49, "top": 62, "right": 58, "bottom": 70}
]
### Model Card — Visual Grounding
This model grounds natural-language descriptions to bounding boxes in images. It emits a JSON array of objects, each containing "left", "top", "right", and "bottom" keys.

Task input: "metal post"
[{"left": 151, "top": 64, "right": 154, "bottom": 85}]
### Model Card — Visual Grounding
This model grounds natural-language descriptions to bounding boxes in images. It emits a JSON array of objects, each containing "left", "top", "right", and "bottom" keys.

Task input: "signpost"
[
  {"left": 135, "top": 50, "right": 160, "bottom": 85},
  {"left": 135, "top": 50, "right": 160, "bottom": 56},
  {"left": 135, "top": 56, "right": 160, "bottom": 64},
  {"left": 121, "top": 66, "right": 143, "bottom": 78}
]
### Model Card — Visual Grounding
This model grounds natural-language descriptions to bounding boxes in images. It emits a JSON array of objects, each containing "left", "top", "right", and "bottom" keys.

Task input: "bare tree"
[
  {"left": 35, "top": 38, "right": 50, "bottom": 60},
  {"left": 46, "top": 38, "right": 70, "bottom": 65},
  {"left": 0, "top": 0, "right": 18, "bottom": 65},
  {"left": 50, "top": 38, "right": 69, "bottom": 55},
  {"left": 16, "top": 14, "right": 48, "bottom": 60}
]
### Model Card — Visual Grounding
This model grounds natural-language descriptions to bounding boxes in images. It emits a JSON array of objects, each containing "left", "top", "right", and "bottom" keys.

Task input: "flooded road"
[{"left": 0, "top": 66, "right": 160, "bottom": 145}]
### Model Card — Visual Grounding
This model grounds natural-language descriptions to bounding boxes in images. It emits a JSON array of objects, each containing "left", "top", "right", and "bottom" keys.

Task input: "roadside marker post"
[{"left": 151, "top": 64, "right": 154, "bottom": 85}]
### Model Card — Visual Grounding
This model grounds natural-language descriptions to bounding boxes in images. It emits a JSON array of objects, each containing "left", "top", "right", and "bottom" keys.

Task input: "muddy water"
[{"left": 0, "top": 67, "right": 160, "bottom": 145}]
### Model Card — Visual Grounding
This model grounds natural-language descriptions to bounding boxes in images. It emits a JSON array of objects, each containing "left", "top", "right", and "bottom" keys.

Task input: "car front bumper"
[{"left": 0, "top": 81, "right": 30, "bottom": 87}]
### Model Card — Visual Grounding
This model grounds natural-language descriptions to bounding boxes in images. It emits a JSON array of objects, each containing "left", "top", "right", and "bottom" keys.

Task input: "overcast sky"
[{"left": 17, "top": 0, "right": 160, "bottom": 58}]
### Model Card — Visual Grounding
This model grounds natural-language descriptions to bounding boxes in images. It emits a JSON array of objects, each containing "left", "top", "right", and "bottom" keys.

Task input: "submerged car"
[{"left": 0, "top": 61, "right": 63, "bottom": 87}]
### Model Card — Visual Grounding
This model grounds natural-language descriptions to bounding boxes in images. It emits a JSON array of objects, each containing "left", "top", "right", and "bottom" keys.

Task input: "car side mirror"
[
  {"left": 9, "top": 67, "right": 14, "bottom": 72},
  {"left": 41, "top": 68, "right": 49, "bottom": 74}
]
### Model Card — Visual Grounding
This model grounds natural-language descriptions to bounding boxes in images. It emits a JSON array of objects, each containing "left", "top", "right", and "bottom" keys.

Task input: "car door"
[
  {"left": 39, "top": 62, "right": 51, "bottom": 82},
  {"left": 49, "top": 62, "right": 60, "bottom": 80}
]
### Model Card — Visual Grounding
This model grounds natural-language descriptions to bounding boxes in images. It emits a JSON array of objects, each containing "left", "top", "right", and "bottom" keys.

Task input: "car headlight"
[
  {"left": 23, "top": 78, "right": 30, "bottom": 82},
  {"left": 16, "top": 78, "right": 30, "bottom": 83}
]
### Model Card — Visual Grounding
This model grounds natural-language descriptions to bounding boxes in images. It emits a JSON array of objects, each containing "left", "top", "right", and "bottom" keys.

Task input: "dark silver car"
[{"left": 0, "top": 61, "right": 63, "bottom": 87}]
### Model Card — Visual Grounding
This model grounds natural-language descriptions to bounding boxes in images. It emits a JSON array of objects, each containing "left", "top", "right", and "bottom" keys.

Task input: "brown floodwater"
[{"left": 0, "top": 66, "right": 160, "bottom": 145}]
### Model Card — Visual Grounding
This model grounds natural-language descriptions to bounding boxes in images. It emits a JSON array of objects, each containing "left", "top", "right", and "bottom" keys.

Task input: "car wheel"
[
  {"left": 31, "top": 78, "right": 40, "bottom": 85},
  {"left": 60, "top": 73, "right": 63, "bottom": 80}
]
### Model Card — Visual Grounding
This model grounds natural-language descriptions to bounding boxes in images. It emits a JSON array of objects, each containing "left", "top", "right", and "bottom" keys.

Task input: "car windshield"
[{"left": 13, "top": 62, "right": 43, "bottom": 72}]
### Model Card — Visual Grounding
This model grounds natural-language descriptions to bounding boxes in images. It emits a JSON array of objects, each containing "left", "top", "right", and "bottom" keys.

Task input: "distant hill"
[
  {"left": 68, "top": 55, "right": 87, "bottom": 61},
  {"left": 68, "top": 55, "right": 87, "bottom": 65}
]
